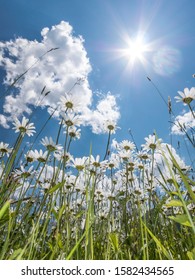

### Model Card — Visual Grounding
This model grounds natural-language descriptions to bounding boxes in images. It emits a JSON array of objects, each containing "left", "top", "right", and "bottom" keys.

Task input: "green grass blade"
[{"left": 142, "top": 220, "right": 173, "bottom": 260}]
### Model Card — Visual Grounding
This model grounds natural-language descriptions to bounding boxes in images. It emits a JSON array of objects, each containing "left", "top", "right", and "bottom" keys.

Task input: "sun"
[
  {"left": 122, "top": 35, "right": 148, "bottom": 64},
  {"left": 125, "top": 37, "right": 146, "bottom": 60},
  {"left": 109, "top": 31, "right": 153, "bottom": 74}
]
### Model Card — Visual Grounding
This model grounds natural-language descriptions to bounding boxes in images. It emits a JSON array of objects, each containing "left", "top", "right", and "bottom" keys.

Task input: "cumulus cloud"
[
  {"left": 171, "top": 111, "right": 195, "bottom": 135},
  {"left": 0, "top": 114, "right": 10, "bottom": 129},
  {"left": 0, "top": 21, "right": 120, "bottom": 133},
  {"left": 84, "top": 93, "right": 120, "bottom": 134}
]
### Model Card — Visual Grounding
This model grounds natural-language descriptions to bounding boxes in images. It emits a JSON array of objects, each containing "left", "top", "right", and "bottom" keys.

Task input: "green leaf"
[
  {"left": 51, "top": 208, "right": 58, "bottom": 220},
  {"left": 0, "top": 200, "right": 11, "bottom": 220},
  {"left": 142, "top": 221, "right": 173, "bottom": 259},
  {"left": 169, "top": 214, "right": 192, "bottom": 227},
  {"left": 8, "top": 249, "right": 23, "bottom": 260},
  {"left": 109, "top": 232, "right": 119, "bottom": 252},
  {"left": 187, "top": 248, "right": 195, "bottom": 260},
  {"left": 166, "top": 200, "right": 183, "bottom": 207},
  {"left": 48, "top": 181, "right": 64, "bottom": 194},
  {"left": 58, "top": 205, "right": 66, "bottom": 220},
  {"left": 66, "top": 230, "right": 87, "bottom": 260},
  {"left": 56, "top": 233, "right": 63, "bottom": 249},
  {"left": 170, "top": 191, "right": 179, "bottom": 196},
  {"left": 75, "top": 210, "right": 85, "bottom": 219}
]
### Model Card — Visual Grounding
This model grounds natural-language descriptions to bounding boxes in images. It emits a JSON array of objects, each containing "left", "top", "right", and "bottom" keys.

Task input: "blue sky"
[{"left": 0, "top": 0, "right": 194, "bottom": 163}]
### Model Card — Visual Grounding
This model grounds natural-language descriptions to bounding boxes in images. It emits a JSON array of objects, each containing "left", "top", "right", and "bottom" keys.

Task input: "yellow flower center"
[
  {"left": 19, "top": 126, "right": 27, "bottom": 133},
  {"left": 183, "top": 97, "right": 193, "bottom": 104},
  {"left": 149, "top": 143, "right": 156, "bottom": 150},
  {"left": 0, "top": 148, "right": 8, "bottom": 153},
  {"left": 65, "top": 101, "right": 73, "bottom": 109},
  {"left": 107, "top": 124, "right": 114, "bottom": 131},
  {"left": 65, "top": 120, "right": 73, "bottom": 126}
]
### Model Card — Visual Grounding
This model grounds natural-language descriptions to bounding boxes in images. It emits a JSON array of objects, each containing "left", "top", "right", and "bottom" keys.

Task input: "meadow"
[{"left": 0, "top": 72, "right": 194, "bottom": 260}]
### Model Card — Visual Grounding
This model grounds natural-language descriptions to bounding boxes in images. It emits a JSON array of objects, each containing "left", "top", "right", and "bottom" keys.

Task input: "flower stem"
[{"left": 103, "top": 131, "right": 111, "bottom": 160}]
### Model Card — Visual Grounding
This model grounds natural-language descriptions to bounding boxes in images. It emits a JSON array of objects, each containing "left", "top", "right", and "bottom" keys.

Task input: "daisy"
[
  {"left": 128, "top": 158, "right": 138, "bottom": 171},
  {"left": 88, "top": 155, "right": 107, "bottom": 173},
  {"left": 71, "top": 156, "right": 88, "bottom": 171},
  {"left": 118, "top": 150, "right": 132, "bottom": 162},
  {"left": 31, "top": 149, "right": 48, "bottom": 163},
  {"left": 41, "top": 136, "right": 62, "bottom": 152},
  {"left": 75, "top": 181, "right": 85, "bottom": 193},
  {"left": 103, "top": 120, "right": 119, "bottom": 134},
  {"left": 58, "top": 93, "right": 81, "bottom": 112},
  {"left": 175, "top": 87, "right": 195, "bottom": 105},
  {"left": 90, "top": 155, "right": 101, "bottom": 168},
  {"left": 12, "top": 116, "right": 35, "bottom": 137},
  {"left": 136, "top": 151, "right": 150, "bottom": 160},
  {"left": 0, "top": 142, "right": 12, "bottom": 156},
  {"left": 172, "top": 157, "right": 191, "bottom": 173},
  {"left": 61, "top": 112, "right": 82, "bottom": 127},
  {"left": 136, "top": 161, "right": 144, "bottom": 170},
  {"left": 13, "top": 165, "right": 35, "bottom": 179},
  {"left": 119, "top": 140, "right": 136, "bottom": 151},
  {"left": 164, "top": 173, "right": 181, "bottom": 186},
  {"left": 54, "top": 151, "right": 72, "bottom": 163},
  {"left": 187, "top": 203, "right": 195, "bottom": 211},
  {"left": 106, "top": 154, "right": 120, "bottom": 169},
  {"left": 142, "top": 134, "right": 162, "bottom": 151},
  {"left": 64, "top": 174, "right": 76, "bottom": 189},
  {"left": 67, "top": 126, "right": 81, "bottom": 140},
  {"left": 25, "top": 150, "right": 36, "bottom": 163}
]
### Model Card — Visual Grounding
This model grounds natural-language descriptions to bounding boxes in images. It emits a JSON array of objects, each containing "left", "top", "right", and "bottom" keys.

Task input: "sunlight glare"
[{"left": 123, "top": 36, "right": 148, "bottom": 64}]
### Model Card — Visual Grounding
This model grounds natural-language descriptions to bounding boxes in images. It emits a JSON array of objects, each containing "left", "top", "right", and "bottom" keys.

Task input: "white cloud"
[
  {"left": 84, "top": 93, "right": 120, "bottom": 134},
  {"left": 0, "top": 114, "right": 10, "bottom": 129},
  {"left": 0, "top": 21, "right": 120, "bottom": 133},
  {"left": 171, "top": 111, "right": 195, "bottom": 135}
]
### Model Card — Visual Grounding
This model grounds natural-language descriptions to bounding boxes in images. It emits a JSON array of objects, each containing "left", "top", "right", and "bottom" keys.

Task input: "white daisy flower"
[
  {"left": 31, "top": 149, "right": 48, "bottom": 163},
  {"left": 187, "top": 203, "right": 195, "bottom": 211},
  {"left": 103, "top": 120, "right": 119, "bottom": 134},
  {"left": 119, "top": 140, "right": 136, "bottom": 151},
  {"left": 88, "top": 155, "right": 107, "bottom": 173},
  {"left": 142, "top": 134, "right": 162, "bottom": 151},
  {"left": 64, "top": 174, "right": 76, "bottom": 189},
  {"left": 136, "top": 161, "right": 144, "bottom": 170},
  {"left": 136, "top": 151, "right": 150, "bottom": 160},
  {"left": 12, "top": 116, "right": 35, "bottom": 137},
  {"left": 90, "top": 155, "right": 102, "bottom": 168},
  {"left": 41, "top": 136, "right": 62, "bottom": 152},
  {"left": 106, "top": 153, "right": 120, "bottom": 169},
  {"left": 0, "top": 142, "right": 12, "bottom": 156},
  {"left": 71, "top": 156, "right": 88, "bottom": 171},
  {"left": 75, "top": 184, "right": 85, "bottom": 194},
  {"left": 58, "top": 93, "right": 82, "bottom": 112},
  {"left": 54, "top": 151, "right": 72, "bottom": 163},
  {"left": 118, "top": 150, "right": 132, "bottom": 162},
  {"left": 25, "top": 150, "right": 36, "bottom": 163},
  {"left": 13, "top": 165, "right": 35, "bottom": 179},
  {"left": 175, "top": 87, "right": 195, "bottom": 105},
  {"left": 61, "top": 112, "right": 82, "bottom": 127},
  {"left": 67, "top": 126, "right": 81, "bottom": 140}
]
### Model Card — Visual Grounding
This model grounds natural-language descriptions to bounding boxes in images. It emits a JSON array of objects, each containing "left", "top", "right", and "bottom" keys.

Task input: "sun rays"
[{"left": 120, "top": 34, "right": 150, "bottom": 65}]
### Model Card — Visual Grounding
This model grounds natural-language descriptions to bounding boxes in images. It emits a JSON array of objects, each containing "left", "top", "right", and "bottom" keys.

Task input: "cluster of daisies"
[{"left": 0, "top": 87, "right": 194, "bottom": 223}]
